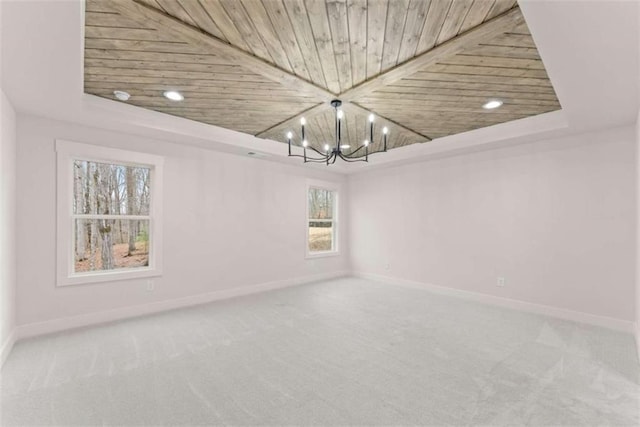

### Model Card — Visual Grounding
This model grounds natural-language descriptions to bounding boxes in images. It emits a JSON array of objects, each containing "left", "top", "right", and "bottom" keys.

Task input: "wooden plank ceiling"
[{"left": 84, "top": 0, "right": 560, "bottom": 153}]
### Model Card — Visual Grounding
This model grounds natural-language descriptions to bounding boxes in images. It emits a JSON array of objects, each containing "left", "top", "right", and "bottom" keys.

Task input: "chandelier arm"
[
  {"left": 306, "top": 157, "right": 333, "bottom": 163},
  {"left": 306, "top": 145, "right": 328, "bottom": 157},
  {"left": 343, "top": 144, "right": 367, "bottom": 157},
  {"left": 289, "top": 153, "right": 327, "bottom": 162},
  {"left": 337, "top": 152, "right": 368, "bottom": 163},
  {"left": 286, "top": 99, "right": 391, "bottom": 165},
  {"left": 341, "top": 148, "right": 387, "bottom": 160}
]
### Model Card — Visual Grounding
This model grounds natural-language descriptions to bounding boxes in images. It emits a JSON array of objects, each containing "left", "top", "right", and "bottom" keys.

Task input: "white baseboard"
[
  {"left": 1, "top": 329, "right": 16, "bottom": 368},
  {"left": 16, "top": 271, "right": 349, "bottom": 340},
  {"left": 353, "top": 272, "right": 636, "bottom": 334}
]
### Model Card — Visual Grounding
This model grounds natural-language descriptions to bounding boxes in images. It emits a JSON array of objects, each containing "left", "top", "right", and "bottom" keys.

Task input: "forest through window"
[
  {"left": 73, "top": 159, "right": 151, "bottom": 274},
  {"left": 308, "top": 187, "right": 336, "bottom": 253}
]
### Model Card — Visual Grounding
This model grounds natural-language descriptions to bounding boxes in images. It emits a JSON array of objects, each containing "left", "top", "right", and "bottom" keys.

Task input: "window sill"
[
  {"left": 305, "top": 251, "right": 340, "bottom": 259},
  {"left": 57, "top": 268, "right": 162, "bottom": 287}
]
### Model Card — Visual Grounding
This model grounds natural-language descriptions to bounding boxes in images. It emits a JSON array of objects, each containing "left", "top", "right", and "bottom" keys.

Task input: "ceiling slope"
[{"left": 84, "top": 0, "right": 560, "bottom": 153}]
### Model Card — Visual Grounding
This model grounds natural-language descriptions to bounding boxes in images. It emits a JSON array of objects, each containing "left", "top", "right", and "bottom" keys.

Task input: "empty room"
[{"left": 1, "top": 0, "right": 639, "bottom": 425}]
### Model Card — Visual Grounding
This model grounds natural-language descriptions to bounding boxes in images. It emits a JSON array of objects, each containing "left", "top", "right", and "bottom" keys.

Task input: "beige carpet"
[{"left": 2, "top": 278, "right": 639, "bottom": 425}]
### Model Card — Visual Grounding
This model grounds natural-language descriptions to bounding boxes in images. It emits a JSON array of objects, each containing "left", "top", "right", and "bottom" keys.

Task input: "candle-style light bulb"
[
  {"left": 287, "top": 131, "right": 293, "bottom": 156},
  {"left": 337, "top": 110, "right": 344, "bottom": 119},
  {"left": 300, "top": 117, "right": 306, "bottom": 125},
  {"left": 368, "top": 113, "right": 375, "bottom": 123},
  {"left": 302, "top": 140, "right": 308, "bottom": 147},
  {"left": 363, "top": 139, "right": 369, "bottom": 147},
  {"left": 383, "top": 127, "right": 388, "bottom": 152},
  {"left": 324, "top": 144, "right": 330, "bottom": 152}
]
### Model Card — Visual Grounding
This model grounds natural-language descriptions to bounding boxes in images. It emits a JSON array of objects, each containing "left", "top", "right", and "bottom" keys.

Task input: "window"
[
  {"left": 307, "top": 184, "right": 338, "bottom": 257},
  {"left": 56, "top": 140, "right": 163, "bottom": 286}
]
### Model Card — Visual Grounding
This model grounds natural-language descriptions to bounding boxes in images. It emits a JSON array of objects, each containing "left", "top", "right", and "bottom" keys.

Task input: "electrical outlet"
[
  {"left": 146, "top": 280, "right": 155, "bottom": 291},
  {"left": 497, "top": 277, "right": 505, "bottom": 287}
]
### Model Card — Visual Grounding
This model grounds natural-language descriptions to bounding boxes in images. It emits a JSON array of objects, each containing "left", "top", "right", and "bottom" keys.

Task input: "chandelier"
[{"left": 287, "top": 99, "right": 388, "bottom": 164}]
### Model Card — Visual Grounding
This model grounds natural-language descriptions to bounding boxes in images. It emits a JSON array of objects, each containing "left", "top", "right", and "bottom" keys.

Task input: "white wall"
[
  {"left": 350, "top": 126, "right": 636, "bottom": 323},
  {"left": 636, "top": 111, "right": 640, "bottom": 353},
  {"left": 15, "top": 114, "right": 349, "bottom": 330},
  {"left": 0, "top": 89, "right": 16, "bottom": 361}
]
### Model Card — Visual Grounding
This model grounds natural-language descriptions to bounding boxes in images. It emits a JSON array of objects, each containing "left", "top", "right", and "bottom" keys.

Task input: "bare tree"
[
  {"left": 126, "top": 166, "right": 137, "bottom": 255},
  {"left": 97, "top": 163, "right": 114, "bottom": 270},
  {"left": 73, "top": 162, "right": 86, "bottom": 261}
]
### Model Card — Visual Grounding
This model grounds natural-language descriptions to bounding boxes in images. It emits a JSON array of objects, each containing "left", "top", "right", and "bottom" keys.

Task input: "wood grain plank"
[
  {"left": 256, "top": 103, "right": 329, "bottom": 139},
  {"left": 347, "top": 0, "right": 368, "bottom": 86},
  {"left": 444, "top": 54, "right": 546, "bottom": 70},
  {"left": 486, "top": 0, "right": 517, "bottom": 19},
  {"left": 326, "top": 0, "right": 353, "bottom": 92},
  {"left": 85, "top": 38, "right": 204, "bottom": 54},
  {"left": 399, "top": 71, "right": 555, "bottom": 88},
  {"left": 346, "top": 102, "right": 432, "bottom": 140},
  {"left": 342, "top": 7, "right": 525, "bottom": 101},
  {"left": 424, "top": 63, "right": 549, "bottom": 79},
  {"left": 84, "top": 74, "right": 297, "bottom": 88},
  {"left": 360, "top": 96, "right": 559, "bottom": 109},
  {"left": 84, "top": 66, "right": 284, "bottom": 82},
  {"left": 381, "top": 77, "right": 555, "bottom": 92},
  {"left": 218, "top": 0, "right": 274, "bottom": 62},
  {"left": 155, "top": 0, "right": 198, "bottom": 27},
  {"left": 359, "top": 100, "right": 557, "bottom": 115},
  {"left": 85, "top": 26, "right": 174, "bottom": 43},
  {"left": 109, "top": 0, "right": 333, "bottom": 100},
  {"left": 137, "top": 0, "right": 165, "bottom": 11},
  {"left": 84, "top": 48, "right": 227, "bottom": 64},
  {"left": 459, "top": 0, "right": 495, "bottom": 34},
  {"left": 366, "top": 0, "right": 389, "bottom": 79},
  {"left": 436, "top": 0, "right": 474, "bottom": 44},
  {"left": 484, "top": 33, "right": 536, "bottom": 48},
  {"left": 397, "top": 0, "right": 431, "bottom": 63},
  {"left": 261, "top": 0, "right": 311, "bottom": 81},
  {"left": 85, "top": 11, "right": 153, "bottom": 29},
  {"left": 198, "top": 0, "right": 251, "bottom": 51},
  {"left": 102, "top": 98, "right": 319, "bottom": 110},
  {"left": 86, "top": 86, "right": 318, "bottom": 101},
  {"left": 239, "top": 0, "right": 293, "bottom": 73},
  {"left": 283, "top": 0, "right": 329, "bottom": 90},
  {"left": 86, "top": 0, "right": 118, "bottom": 13},
  {"left": 381, "top": 0, "right": 410, "bottom": 71},
  {"left": 85, "top": 58, "right": 252, "bottom": 73},
  {"left": 416, "top": 0, "right": 452, "bottom": 54},
  {"left": 305, "top": 0, "right": 341, "bottom": 94},
  {"left": 177, "top": 0, "right": 226, "bottom": 40},
  {"left": 467, "top": 44, "right": 541, "bottom": 60},
  {"left": 374, "top": 84, "right": 558, "bottom": 100}
]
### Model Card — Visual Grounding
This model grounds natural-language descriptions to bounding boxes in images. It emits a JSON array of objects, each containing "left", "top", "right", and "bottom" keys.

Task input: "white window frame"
[
  {"left": 306, "top": 180, "right": 339, "bottom": 259},
  {"left": 56, "top": 140, "right": 164, "bottom": 286}
]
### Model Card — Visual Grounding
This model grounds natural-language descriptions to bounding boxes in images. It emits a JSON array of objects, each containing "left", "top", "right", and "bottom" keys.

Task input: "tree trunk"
[
  {"left": 99, "top": 219, "right": 114, "bottom": 270},
  {"left": 126, "top": 167, "right": 137, "bottom": 255},
  {"left": 74, "top": 163, "right": 86, "bottom": 261},
  {"left": 88, "top": 162, "right": 98, "bottom": 270},
  {"left": 97, "top": 163, "right": 115, "bottom": 270}
]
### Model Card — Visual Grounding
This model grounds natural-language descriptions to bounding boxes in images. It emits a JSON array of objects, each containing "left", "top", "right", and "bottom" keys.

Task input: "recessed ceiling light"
[
  {"left": 163, "top": 90, "right": 184, "bottom": 101},
  {"left": 482, "top": 99, "right": 503, "bottom": 109},
  {"left": 113, "top": 90, "right": 130, "bottom": 101}
]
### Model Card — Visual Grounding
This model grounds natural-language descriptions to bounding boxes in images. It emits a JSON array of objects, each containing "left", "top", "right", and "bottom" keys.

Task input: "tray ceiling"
[{"left": 84, "top": 0, "right": 561, "bottom": 153}]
